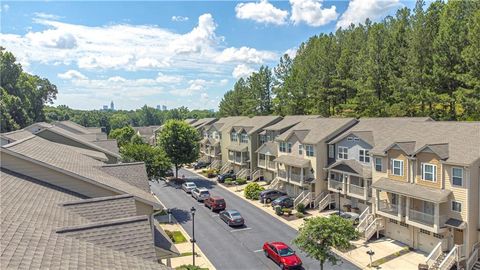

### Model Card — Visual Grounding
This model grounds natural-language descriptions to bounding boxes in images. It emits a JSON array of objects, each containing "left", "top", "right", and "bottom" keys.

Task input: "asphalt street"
[{"left": 151, "top": 168, "right": 359, "bottom": 270}]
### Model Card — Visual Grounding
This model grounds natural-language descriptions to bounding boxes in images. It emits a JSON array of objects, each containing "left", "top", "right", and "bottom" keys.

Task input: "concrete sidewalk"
[{"left": 186, "top": 168, "right": 427, "bottom": 270}]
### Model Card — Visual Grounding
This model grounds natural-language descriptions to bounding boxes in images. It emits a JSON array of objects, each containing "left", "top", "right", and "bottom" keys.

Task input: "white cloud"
[
  {"left": 232, "top": 64, "right": 255, "bottom": 79},
  {"left": 200, "top": 92, "right": 209, "bottom": 101},
  {"left": 216, "top": 46, "right": 277, "bottom": 64},
  {"left": 34, "top": 12, "right": 62, "bottom": 20},
  {"left": 0, "top": 13, "right": 276, "bottom": 72},
  {"left": 285, "top": 47, "right": 298, "bottom": 58},
  {"left": 219, "top": 79, "right": 229, "bottom": 86},
  {"left": 171, "top": 16, "right": 189, "bottom": 22},
  {"left": 336, "top": 0, "right": 402, "bottom": 29},
  {"left": 58, "top": 69, "right": 87, "bottom": 80},
  {"left": 235, "top": 0, "right": 288, "bottom": 25},
  {"left": 155, "top": 72, "right": 183, "bottom": 84},
  {"left": 290, "top": 0, "right": 338, "bottom": 27},
  {"left": 107, "top": 76, "right": 126, "bottom": 82}
]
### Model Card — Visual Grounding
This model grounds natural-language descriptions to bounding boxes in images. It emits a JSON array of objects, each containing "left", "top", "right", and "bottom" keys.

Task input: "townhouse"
[
  {"left": 0, "top": 124, "right": 178, "bottom": 268},
  {"left": 272, "top": 118, "right": 358, "bottom": 203},
  {"left": 133, "top": 126, "right": 162, "bottom": 145},
  {"left": 221, "top": 116, "right": 282, "bottom": 179},
  {"left": 198, "top": 116, "right": 247, "bottom": 168},
  {"left": 255, "top": 115, "right": 319, "bottom": 182},
  {"left": 325, "top": 118, "right": 431, "bottom": 213},
  {"left": 360, "top": 121, "right": 479, "bottom": 269}
]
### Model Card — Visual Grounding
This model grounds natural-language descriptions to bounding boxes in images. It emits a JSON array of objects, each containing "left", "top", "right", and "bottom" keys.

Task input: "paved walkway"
[{"left": 187, "top": 168, "right": 428, "bottom": 270}]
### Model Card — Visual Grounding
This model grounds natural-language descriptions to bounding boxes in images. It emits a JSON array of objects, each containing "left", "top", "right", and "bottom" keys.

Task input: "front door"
[{"left": 453, "top": 229, "right": 464, "bottom": 245}]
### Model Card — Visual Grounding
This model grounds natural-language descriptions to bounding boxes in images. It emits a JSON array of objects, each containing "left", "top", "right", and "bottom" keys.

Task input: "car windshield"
[
  {"left": 278, "top": 247, "right": 295, "bottom": 257},
  {"left": 187, "top": 183, "right": 196, "bottom": 187},
  {"left": 200, "top": 191, "right": 209, "bottom": 195},
  {"left": 216, "top": 199, "right": 225, "bottom": 204},
  {"left": 230, "top": 212, "right": 241, "bottom": 218}
]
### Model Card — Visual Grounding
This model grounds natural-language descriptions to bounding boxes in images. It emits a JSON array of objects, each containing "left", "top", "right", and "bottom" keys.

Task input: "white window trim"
[
  {"left": 391, "top": 159, "right": 404, "bottom": 176},
  {"left": 359, "top": 149, "right": 370, "bottom": 163},
  {"left": 287, "top": 142, "right": 292, "bottom": 153},
  {"left": 298, "top": 144, "right": 303, "bottom": 155},
  {"left": 451, "top": 200, "right": 462, "bottom": 213},
  {"left": 328, "top": 145, "right": 334, "bottom": 158},
  {"left": 338, "top": 146, "right": 348, "bottom": 160},
  {"left": 306, "top": 144, "right": 314, "bottom": 157},
  {"left": 421, "top": 163, "right": 437, "bottom": 182},
  {"left": 375, "top": 157, "right": 382, "bottom": 172},
  {"left": 451, "top": 167, "right": 463, "bottom": 187}
]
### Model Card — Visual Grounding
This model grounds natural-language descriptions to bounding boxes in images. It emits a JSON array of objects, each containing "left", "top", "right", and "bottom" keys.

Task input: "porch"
[
  {"left": 274, "top": 155, "right": 313, "bottom": 187},
  {"left": 326, "top": 159, "right": 372, "bottom": 200}
]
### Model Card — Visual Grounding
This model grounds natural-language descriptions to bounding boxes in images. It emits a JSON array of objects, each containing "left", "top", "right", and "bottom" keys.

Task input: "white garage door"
[
  {"left": 417, "top": 230, "right": 443, "bottom": 254},
  {"left": 385, "top": 221, "right": 411, "bottom": 246}
]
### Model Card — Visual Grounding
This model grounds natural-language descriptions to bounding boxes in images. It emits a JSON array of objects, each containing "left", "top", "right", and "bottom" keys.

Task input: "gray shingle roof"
[
  {"left": 214, "top": 116, "right": 249, "bottom": 132},
  {"left": 92, "top": 139, "right": 120, "bottom": 155},
  {"left": 192, "top": 118, "right": 217, "bottom": 128},
  {"left": 54, "top": 120, "right": 100, "bottom": 135},
  {"left": 372, "top": 177, "right": 451, "bottom": 203},
  {"left": 276, "top": 118, "right": 358, "bottom": 144},
  {"left": 231, "top": 116, "right": 282, "bottom": 135},
  {"left": 227, "top": 144, "right": 248, "bottom": 152},
  {"left": 327, "top": 159, "right": 372, "bottom": 179},
  {"left": 274, "top": 155, "right": 311, "bottom": 168},
  {"left": 256, "top": 141, "right": 278, "bottom": 156},
  {"left": 0, "top": 129, "right": 34, "bottom": 142},
  {"left": 100, "top": 162, "right": 151, "bottom": 192},
  {"left": 2, "top": 136, "right": 160, "bottom": 208},
  {"left": 264, "top": 115, "right": 319, "bottom": 131},
  {"left": 0, "top": 169, "right": 171, "bottom": 269}
]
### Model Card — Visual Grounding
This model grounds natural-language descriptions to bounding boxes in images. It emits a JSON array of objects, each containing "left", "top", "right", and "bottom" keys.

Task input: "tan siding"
[
  {"left": 135, "top": 201, "right": 154, "bottom": 216},
  {"left": 387, "top": 149, "right": 408, "bottom": 182},
  {"left": 415, "top": 152, "right": 442, "bottom": 189},
  {"left": 444, "top": 164, "right": 468, "bottom": 220},
  {"left": 372, "top": 155, "right": 388, "bottom": 182},
  {"left": 1, "top": 152, "right": 117, "bottom": 198}
]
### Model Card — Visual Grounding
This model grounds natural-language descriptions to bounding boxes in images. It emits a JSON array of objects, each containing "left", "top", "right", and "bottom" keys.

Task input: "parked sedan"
[
  {"left": 271, "top": 196, "right": 294, "bottom": 209},
  {"left": 217, "top": 172, "right": 236, "bottom": 183},
  {"left": 331, "top": 211, "right": 360, "bottom": 225},
  {"left": 191, "top": 187, "right": 211, "bottom": 201},
  {"left": 263, "top": 241, "right": 302, "bottom": 270},
  {"left": 260, "top": 189, "right": 287, "bottom": 203},
  {"left": 181, "top": 182, "right": 197, "bottom": 193},
  {"left": 204, "top": 196, "right": 226, "bottom": 211},
  {"left": 219, "top": 209, "right": 244, "bottom": 227},
  {"left": 194, "top": 161, "right": 210, "bottom": 170}
]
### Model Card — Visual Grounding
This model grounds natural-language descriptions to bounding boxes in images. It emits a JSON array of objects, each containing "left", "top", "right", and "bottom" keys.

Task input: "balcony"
[
  {"left": 377, "top": 200, "right": 399, "bottom": 217},
  {"left": 278, "top": 170, "right": 287, "bottom": 179},
  {"left": 258, "top": 158, "right": 266, "bottom": 168},
  {"left": 328, "top": 179, "right": 345, "bottom": 192},
  {"left": 408, "top": 209, "right": 434, "bottom": 225},
  {"left": 290, "top": 173, "right": 303, "bottom": 183},
  {"left": 267, "top": 161, "right": 276, "bottom": 170},
  {"left": 348, "top": 184, "right": 365, "bottom": 197}
]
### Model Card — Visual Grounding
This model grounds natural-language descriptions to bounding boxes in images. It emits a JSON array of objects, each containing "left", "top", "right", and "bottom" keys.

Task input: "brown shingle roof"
[
  {"left": 2, "top": 136, "right": 160, "bottom": 208},
  {"left": 100, "top": 162, "right": 151, "bottom": 192},
  {"left": 0, "top": 169, "right": 170, "bottom": 269},
  {"left": 264, "top": 115, "right": 319, "bottom": 131},
  {"left": 231, "top": 116, "right": 282, "bottom": 135}
]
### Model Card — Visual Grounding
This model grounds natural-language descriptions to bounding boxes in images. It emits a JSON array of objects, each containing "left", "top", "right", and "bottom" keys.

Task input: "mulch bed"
[{"left": 278, "top": 211, "right": 313, "bottom": 221}]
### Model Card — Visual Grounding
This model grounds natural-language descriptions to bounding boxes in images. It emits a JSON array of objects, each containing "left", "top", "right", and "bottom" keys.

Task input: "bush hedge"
[
  {"left": 244, "top": 182, "right": 265, "bottom": 200},
  {"left": 296, "top": 203, "right": 306, "bottom": 214},
  {"left": 235, "top": 178, "right": 247, "bottom": 185}
]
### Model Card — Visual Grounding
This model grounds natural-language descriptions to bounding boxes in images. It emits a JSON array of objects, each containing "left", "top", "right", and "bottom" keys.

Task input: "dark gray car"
[
  {"left": 219, "top": 209, "right": 244, "bottom": 227},
  {"left": 259, "top": 189, "right": 287, "bottom": 203}
]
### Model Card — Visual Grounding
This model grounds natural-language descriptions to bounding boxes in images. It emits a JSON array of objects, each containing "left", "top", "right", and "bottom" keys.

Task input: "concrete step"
[{"left": 473, "top": 260, "right": 480, "bottom": 270}]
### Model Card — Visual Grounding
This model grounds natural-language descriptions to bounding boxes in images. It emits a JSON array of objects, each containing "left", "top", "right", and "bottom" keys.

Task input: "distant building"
[
  {"left": 110, "top": 101, "right": 115, "bottom": 111},
  {"left": 162, "top": 105, "right": 167, "bottom": 111},
  {"left": 102, "top": 105, "right": 109, "bottom": 111},
  {"left": 208, "top": 109, "right": 215, "bottom": 113},
  {"left": 156, "top": 105, "right": 161, "bottom": 110}
]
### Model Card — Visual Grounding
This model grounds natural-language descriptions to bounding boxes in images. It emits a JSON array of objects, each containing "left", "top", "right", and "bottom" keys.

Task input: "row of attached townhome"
[
  {"left": 191, "top": 116, "right": 480, "bottom": 269},
  {"left": 0, "top": 121, "right": 177, "bottom": 269}
]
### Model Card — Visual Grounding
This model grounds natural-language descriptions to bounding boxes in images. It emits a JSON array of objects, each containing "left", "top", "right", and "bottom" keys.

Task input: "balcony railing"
[
  {"left": 348, "top": 184, "right": 365, "bottom": 196},
  {"left": 278, "top": 170, "right": 287, "bottom": 179},
  {"left": 378, "top": 200, "right": 399, "bottom": 216},
  {"left": 268, "top": 161, "right": 276, "bottom": 170},
  {"left": 290, "top": 173, "right": 303, "bottom": 182},
  {"left": 258, "top": 159, "right": 266, "bottom": 167},
  {"left": 329, "top": 179, "right": 344, "bottom": 190},
  {"left": 408, "top": 209, "right": 434, "bottom": 225}
]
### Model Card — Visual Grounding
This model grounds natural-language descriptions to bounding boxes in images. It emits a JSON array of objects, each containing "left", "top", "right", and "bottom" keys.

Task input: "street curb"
[{"left": 186, "top": 168, "right": 367, "bottom": 270}]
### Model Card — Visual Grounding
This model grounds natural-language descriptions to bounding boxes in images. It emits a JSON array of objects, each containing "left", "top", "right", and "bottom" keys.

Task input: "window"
[
  {"left": 240, "top": 133, "right": 248, "bottom": 143},
  {"left": 391, "top": 159, "right": 404, "bottom": 176},
  {"left": 306, "top": 145, "right": 314, "bottom": 157},
  {"left": 279, "top": 142, "right": 287, "bottom": 153},
  {"left": 328, "top": 145, "right": 335, "bottom": 158},
  {"left": 452, "top": 167, "right": 463, "bottom": 186},
  {"left": 347, "top": 137, "right": 353, "bottom": 141},
  {"left": 359, "top": 149, "right": 370, "bottom": 163},
  {"left": 287, "top": 142, "right": 292, "bottom": 153},
  {"left": 338, "top": 146, "right": 348, "bottom": 159},
  {"left": 422, "top": 163, "right": 437, "bottom": 182},
  {"left": 375, "top": 157, "right": 382, "bottom": 172},
  {"left": 298, "top": 144, "right": 303, "bottom": 155},
  {"left": 230, "top": 132, "right": 237, "bottom": 142},
  {"left": 389, "top": 219, "right": 398, "bottom": 224},
  {"left": 259, "top": 135, "right": 266, "bottom": 145},
  {"left": 451, "top": 201, "right": 462, "bottom": 212}
]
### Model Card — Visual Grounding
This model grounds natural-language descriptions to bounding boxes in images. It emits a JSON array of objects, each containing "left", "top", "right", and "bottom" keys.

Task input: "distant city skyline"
[{"left": 1, "top": 0, "right": 417, "bottom": 110}]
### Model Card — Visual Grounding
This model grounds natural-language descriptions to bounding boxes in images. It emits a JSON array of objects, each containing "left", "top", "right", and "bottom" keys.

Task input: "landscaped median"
[{"left": 186, "top": 167, "right": 427, "bottom": 270}]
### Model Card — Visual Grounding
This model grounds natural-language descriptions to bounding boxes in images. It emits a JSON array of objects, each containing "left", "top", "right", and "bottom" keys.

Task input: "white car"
[
  {"left": 182, "top": 182, "right": 197, "bottom": 193},
  {"left": 191, "top": 187, "right": 210, "bottom": 201}
]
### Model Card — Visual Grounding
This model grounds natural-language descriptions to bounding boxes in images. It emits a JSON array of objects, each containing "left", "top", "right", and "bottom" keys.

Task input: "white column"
[
  {"left": 240, "top": 152, "right": 243, "bottom": 165},
  {"left": 375, "top": 189, "right": 380, "bottom": 214},
  {"left": 398, "top": 195, "right": 403, "bottom": 219},
  {"left": 300, "top": 167, "right": 304, "bottom": 185},
  {"left": 434, "top": 203, "right": 440, "bottom": 231},
  {"left": 406, "top": 197, "right": 410, "bottom": 220}
]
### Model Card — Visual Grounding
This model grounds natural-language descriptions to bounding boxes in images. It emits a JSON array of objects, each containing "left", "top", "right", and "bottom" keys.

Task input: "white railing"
[
  {"left": 364, "top": 218, "right": 384, "bottom": 241},
  {"left": 237, "top": 168, "right": 250, "bottom": 179},
  {"left": 426, "top": 242, "right": 443, "bottom": 269},
  {"left": 268, "top": 177, "right": 281, "bottom": 189},
  {"left": 210, "top": 159, "right": 221, "bottom": 169},
  {"left": 312, "top": 192, "right": 327, "bottom": 208},
  {"left": 408, "top": 209, "right": 435, "bottom": 225},
  {"left": 294, "top": 191, "right": 313, "bottom": 208},
  {"left": 251, "top": 169, "right": 263, "bottom": 181},
  {"left": 318, "top": 193, "right": 332, "bottom": 212},
  {"left": 438, "top": 245, "right": 459, "bottom": 270},
  {"left": 290, "top": 173, "right": 303, "bottom": 182},
  {"left": 467, "top": 242, "right": 479, "bottom": 270},
  {"left": 378, "top": 200, "right": 399, "bottom": 216},
  {"left": 329, "top": 179, "right": 344, "bottom": 190},
  {"left": 220, "top": 162, "right": 232, "bottom": 174},
  {"left": 357, "top": 207, "right": 372, "bottom": 233},
  {"left": 359, "top": 207, "right": 370, "bottom": 221},
  {"left": 348, "top": 184, "right": 365, "bottom": 196}
]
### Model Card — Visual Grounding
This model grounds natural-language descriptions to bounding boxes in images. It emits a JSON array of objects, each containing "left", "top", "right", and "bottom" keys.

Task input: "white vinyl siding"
[
  {"left": 305, "top": 145, "right": 314, "bottom": 157},
  {"left": 338, "top": 146, "right": 348, "bottom": 159},
  {"left": 421, "top": 163, "right": 437, "bottom": 182},
  {"left": 391, "top": 159, "right": 404, "bottom": 176},
  {"left": 452, "top": 167, "right": 463, "bottom": 187}
]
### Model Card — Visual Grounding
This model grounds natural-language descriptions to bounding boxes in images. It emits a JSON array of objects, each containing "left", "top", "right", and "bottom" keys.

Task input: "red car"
[
  {"left": 263, "top": 241, "right": 302, "bottom": 269},
  {"left": 204, "top": 196, "right": 226, "bottom": 211}
]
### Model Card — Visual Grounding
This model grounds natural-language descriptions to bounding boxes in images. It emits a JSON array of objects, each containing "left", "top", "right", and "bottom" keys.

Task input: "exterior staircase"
[
  {"left": 363, "top": 218, "right": 385, "bottom": 241},
  {"left": 268, "top": 177, "right": 281, "bottom": 190},
  {"left": 467, "top": 242, "right": 479, "bottom": 270},
  {"left": 220, "top": 162, "right": 233, "bottom": 174},
  {"left": 198, "top": 155, "right": 210, "bottom": 163},
  {"left": 472, "top": 261, "right": 480, "bottom": 270},
  {"left": 357, "top": 207, "right": 374, "bottom": 234},
  {"left": 209, "top": 159, "right": 222, "bottom": 170},
  {"left": 237, "top": 168, "right": 250, "bottom": 179},
  {"left": 425, "top": 243, "right": 463, "bottom": 270},
  {"left": 317, "top": 193, "right": 333, "bottom": 212},
  {"left": 293, "top": 191, "right": 313, "bottom": 209},
  {"left": 250, "top": 169, "right": 263, "bottom": 182}
]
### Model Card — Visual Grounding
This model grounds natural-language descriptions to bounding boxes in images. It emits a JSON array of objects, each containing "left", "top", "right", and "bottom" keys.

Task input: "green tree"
[
  {"left": 109, "top": 126, "right": 138, "bottom": 147},
  {"left": 121, "top": 144, "right": 171, "bottom": 179},
  {"left": 157, "top": 120, "right": 200, "bottom": 178},
  {"left": 294, "top": 215, "right": 358, "bottom": 270}
]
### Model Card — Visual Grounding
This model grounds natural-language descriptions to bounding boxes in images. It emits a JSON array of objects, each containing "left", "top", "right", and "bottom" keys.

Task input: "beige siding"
[
  {"left": 1, "top": 152, "right": 117, "bottom": 198},
  {"left": 135, "top": 200, "right": 154, "bottom": 216},
  {"left": 387, "top": 149, "right": 408, "bottom": 182},
  {"left": 444, "top": 164, "right": 468, "bottom": 220},
  {"left": 372, "top": 155, "right": 388, "bottom": 182},
  {"left": 415, "top": 152, "right": 442, "bottom": 189}
]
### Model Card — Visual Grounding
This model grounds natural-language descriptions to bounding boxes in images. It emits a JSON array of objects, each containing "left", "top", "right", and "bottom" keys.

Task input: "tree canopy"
[
  {"left": 219, "top": 0, "right": 480, "bottom": 121},
  {"left": 157, "top": 120, "right": 200, "bottom": 178},
  {"left": 294, "top": 215, "right": 358, "bottom": 270},
  {"left": 120, "top": 143, "right": 172, "bottom": 180}
]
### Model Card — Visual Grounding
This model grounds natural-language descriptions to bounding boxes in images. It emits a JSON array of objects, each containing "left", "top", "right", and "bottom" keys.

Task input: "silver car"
[
  {"left": 182, "top": 182, "right": 197, "bottom": 193},
  {"left": 191, "top": 187, "right": 210, "bottom": 201}
]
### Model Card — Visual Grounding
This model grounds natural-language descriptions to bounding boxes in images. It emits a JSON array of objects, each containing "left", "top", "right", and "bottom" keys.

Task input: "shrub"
[
  {"left": 175, "top": 265, "right": 207, "bottom": 270},
  {"left": 295, "top": 212, "right": 305, "bottom": 219},
  {"left": 224, "top": 178, "right": 233, "bottom": 185},
  {"left": 165, "top": 230, "right": 187, "bottom": 243},
  {"left": 244, "top": 182, "right": 265, "bottom": 200},
  {"left": 282, "top": 208, "right": 293, "bottom": 216},
  {"left": 235, "top": 178, "right": 247, "bottom": 185},
  {"left": 296, "top": 203, "right": 306, "bottom": 214},
  {"left": 275, "top": 206, "right": 283, "bottom": 215}
]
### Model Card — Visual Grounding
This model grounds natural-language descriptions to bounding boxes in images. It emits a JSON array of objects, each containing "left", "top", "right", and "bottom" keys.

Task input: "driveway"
[{"left": 151, "top": 168, "right": 359, "bottom": 270}]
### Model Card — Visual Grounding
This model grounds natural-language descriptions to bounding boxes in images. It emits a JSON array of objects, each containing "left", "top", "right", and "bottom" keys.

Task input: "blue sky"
[{"left": 1, "top": 0, "right": 416, "bottom": 111}]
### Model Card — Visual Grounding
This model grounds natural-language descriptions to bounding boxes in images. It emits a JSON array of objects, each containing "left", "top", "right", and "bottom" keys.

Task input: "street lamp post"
[
  {"left": 190, "top": 206, "right": 196, "bottom": 266},
  {"left": 337, "top": 187, "right": 342, "bottom": 215},
  {"left": 366, "top": 249, "right": 375, "bottom": 268}
]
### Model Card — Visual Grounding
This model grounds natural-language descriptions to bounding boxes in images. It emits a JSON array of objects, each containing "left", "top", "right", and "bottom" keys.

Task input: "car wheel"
[
  {"left": 266, "top": 198, "right": 271, "bottom": 203},
  {"left": 264, "top": 250, "right": 269, "bottom": 258}
]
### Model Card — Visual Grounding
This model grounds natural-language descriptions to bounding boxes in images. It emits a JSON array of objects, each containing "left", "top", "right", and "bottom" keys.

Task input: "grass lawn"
[{"left": 165, "top": 230, "right": 187, "bottom": 243}]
